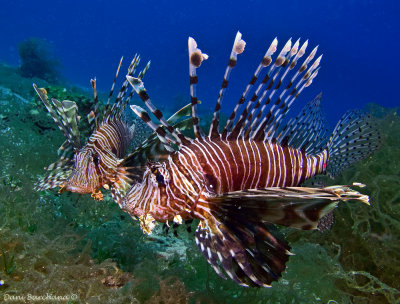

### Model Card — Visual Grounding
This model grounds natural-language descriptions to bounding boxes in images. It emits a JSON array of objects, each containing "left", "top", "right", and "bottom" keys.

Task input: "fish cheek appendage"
[{"left": 116, "top": 31, "right": 379, "bottom": 287}]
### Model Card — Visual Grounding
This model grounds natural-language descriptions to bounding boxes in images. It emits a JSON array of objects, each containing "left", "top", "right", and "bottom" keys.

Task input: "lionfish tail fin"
[
  {"left": 326, "top": 110, "right": 381, "bottom": 177},
  {"left": 195, "top": 211, "right": 290, "bottom": 287}
]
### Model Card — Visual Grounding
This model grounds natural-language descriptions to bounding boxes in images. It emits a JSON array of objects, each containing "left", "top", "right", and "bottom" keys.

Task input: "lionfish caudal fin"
[
  {"left": 125, "top": 32, "right": 321, "bottom": 149},
  {"left": 33, "top": 84, "right": 81, "bottom": 190},
  {"left": 195, "top": 184, "right": 369, "bottom": 287},
  {"left": 274, "top": 92, "right": 380, "bottom": 177},
  {"left": 88, "top": 55, "right": 150, "bottom": 131},
  {"left": 325, "top": 110, "right": 381, "bottom": 177}
]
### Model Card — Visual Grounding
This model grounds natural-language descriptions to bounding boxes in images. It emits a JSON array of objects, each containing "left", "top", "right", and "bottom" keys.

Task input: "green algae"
[{"left": 1, "top": 64, "right": 400, "bottom": 303}]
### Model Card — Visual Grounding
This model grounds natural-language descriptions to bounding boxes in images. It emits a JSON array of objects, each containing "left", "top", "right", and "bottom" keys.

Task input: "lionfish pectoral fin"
[
  {"left": 207, "top": 184, "right": 369, "bottom": 230},
  {"left": 109, "top": 165, "right": 133, "bottom": 204},
  {"left": 166, "top": 101, "right": 199, "bottom": 125},
  {"left": 195, "top": 212, "right": 290, "bottom": 287},
  {"left": 58, "top": 184, "right": 67, "bottom": 194}
]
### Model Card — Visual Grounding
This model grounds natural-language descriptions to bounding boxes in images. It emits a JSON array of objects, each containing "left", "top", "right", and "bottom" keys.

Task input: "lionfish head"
[
  {"left": 120, "top": 162, "right": 170, "bottom": 218},
  {"left": 62, "top": 147, "right": 102, "bottom": 195}
]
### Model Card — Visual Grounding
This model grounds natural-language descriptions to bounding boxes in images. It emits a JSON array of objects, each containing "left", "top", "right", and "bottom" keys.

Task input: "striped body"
[
  {"left": 121, "top": 138, "right": 328, "bottom": 222},
  {"left": 62, "top": 119, "right": 132, "bottom": 199}
]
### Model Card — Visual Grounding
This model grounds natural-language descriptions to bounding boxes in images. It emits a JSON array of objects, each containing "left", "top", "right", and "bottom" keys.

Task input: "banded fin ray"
[
  {"left": 228, "top": 37, "right": 296, "bottom": 140},
  {"left": 188, "top": 37, "right": 208, "bottom": 139},
  {"left": 121, "top": 104, "right": 195, "bottom": 183},
  {"left": 252, "top": 48, "right": 321, "bottom": 141},
  {"left": 34, "top": 157, "right": 74, "bottom": 191},
  {"left": 209, "top": 31, "right": 246, "bottom": 139},
  {"left": 126, "top": 76, "right": 189, "bottom": 146},
  {"left": 88, "top": 78, "right": 99, "bottom": 131},
  {"left": 33, "top": 84, "right": 81, "bottom": 149},
  {"left": 221, "top": 37, "right": 279, "bottom": 139},
  {"left": 195, "top": 210, "right": 290, "bottom": 287}
]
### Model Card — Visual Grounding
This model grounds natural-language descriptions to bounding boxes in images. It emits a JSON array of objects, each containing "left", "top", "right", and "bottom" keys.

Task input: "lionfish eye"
[
  {"left": 93, "top": 154, "right": 99, "bottom": 165},
  {"left": 156, "top": 172, "right": 165, "bottom": 185}
]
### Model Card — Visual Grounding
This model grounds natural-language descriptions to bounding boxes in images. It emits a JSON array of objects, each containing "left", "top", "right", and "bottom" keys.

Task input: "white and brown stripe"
[{"left": 122, "top": 138, "right": 329, "bottom": 222}]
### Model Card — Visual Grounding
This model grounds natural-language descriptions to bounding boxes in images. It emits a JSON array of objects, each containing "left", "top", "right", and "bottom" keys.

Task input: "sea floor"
[{"left": 0, "top": 63, "right": 399, "bottom": 303}]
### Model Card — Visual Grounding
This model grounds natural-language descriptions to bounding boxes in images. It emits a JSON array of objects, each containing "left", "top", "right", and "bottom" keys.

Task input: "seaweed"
[{"left": 0, "top": 248, "right": 16, "bottom": 275}]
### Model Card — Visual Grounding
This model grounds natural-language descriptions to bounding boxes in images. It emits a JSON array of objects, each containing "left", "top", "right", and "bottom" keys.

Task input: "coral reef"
[
  {"left": 0, "top": 66, "right": 399, "bottom": 303},
  {"left": 18, "top": 38, "right": 60, "bottom": 84}
]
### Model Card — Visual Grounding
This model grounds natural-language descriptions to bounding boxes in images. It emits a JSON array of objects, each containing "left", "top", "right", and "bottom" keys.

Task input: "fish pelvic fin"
[{"left": 195, "top": 209, "right": 290, "bottom": 287}]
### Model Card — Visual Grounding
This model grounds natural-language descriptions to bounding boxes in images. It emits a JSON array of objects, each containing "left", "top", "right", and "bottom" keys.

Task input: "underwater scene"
[{"left": 0, "top": 1, "right": 399, "bottom": 303}]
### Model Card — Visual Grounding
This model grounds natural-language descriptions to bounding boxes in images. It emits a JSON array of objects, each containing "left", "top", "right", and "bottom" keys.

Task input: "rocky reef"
[{"left": 0, "top": 62, "right": 399, "bottom": 303}]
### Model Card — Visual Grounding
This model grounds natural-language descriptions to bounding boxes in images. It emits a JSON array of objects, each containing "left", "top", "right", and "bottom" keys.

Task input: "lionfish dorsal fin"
[
  {"left": 215, "top": 36, "right": 321, "bottom": 142},
  {"left": 188, "top": 37, "right": 208, "bottom": 139},
  {"left": 233, "top": 37, "right": 321, "bottom": 141},
  {"left": 220, "top": 37, "right": 279, "bottom": 139},
  {"left": 100, "top": 55, "right": 150, "bottom": 125},
  {"left": 208, "top": 31, "right": 246, "bottom": 139},
  {"left": 228, "top": 37, "right": 294, "bottom": 141},
  {"left": 120, "top": 101, "right": 195, "bottom": 182},
  {"left": 242, "top": 38, "right": 300, "bottom": 140},
  {"left": 88, "top": 78, "right": 99, "bottom": 131},
  {"left": 251, "top": 47, "right": 322, "bottom": 142},
  {"left": 277, "top": 92, "right": 328, "bottom": 154}
]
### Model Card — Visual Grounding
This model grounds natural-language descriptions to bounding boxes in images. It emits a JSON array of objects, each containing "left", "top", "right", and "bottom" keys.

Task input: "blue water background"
[{"left": 1, "top": 0, "right": 399, "bottom": 126}]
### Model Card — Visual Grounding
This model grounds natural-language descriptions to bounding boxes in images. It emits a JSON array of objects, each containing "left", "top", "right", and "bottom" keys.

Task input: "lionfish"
[
  {"left": 33, "top": 55, "right": 151, "bottom": 200},
  {"left": 113, "top": 32, "right": 380, "bottom": 287},
  {"left": 34, "top": 55, "right": 195, "bottom": 201}
]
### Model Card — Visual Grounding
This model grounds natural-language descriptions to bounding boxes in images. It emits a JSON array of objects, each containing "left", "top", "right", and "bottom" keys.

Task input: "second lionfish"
[
  {"left": 33, "top": 56, "right": 151, "bottom": 200},
  {"left": 120, "top": 32, "right": 379, "bottom": 287},
  {"left": 34, "top": 56, "right": 194, "bottom": 201}
]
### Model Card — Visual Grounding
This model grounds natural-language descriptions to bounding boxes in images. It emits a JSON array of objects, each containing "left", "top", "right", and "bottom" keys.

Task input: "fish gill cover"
[{"left": 0, "top": 1, "right": 399, "bottom": 303}]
